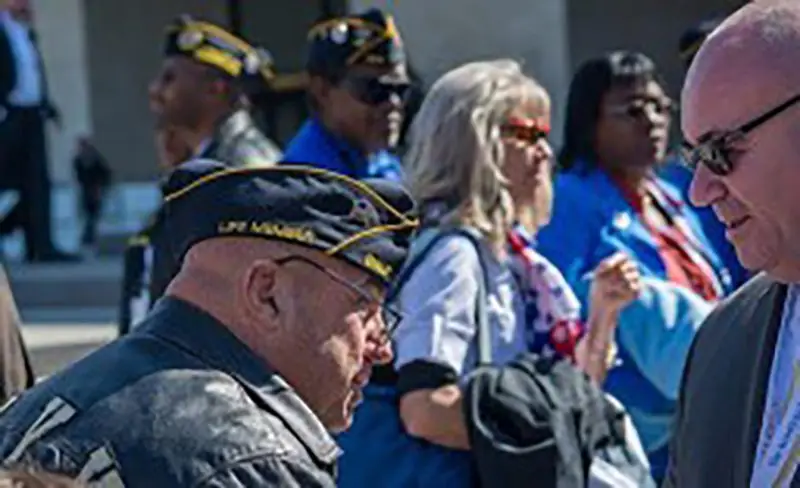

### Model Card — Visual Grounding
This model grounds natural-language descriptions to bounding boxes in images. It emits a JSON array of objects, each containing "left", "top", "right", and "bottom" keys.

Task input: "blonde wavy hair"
[{"left": 404, "top": 59, "right": 550, "bottom": 250}]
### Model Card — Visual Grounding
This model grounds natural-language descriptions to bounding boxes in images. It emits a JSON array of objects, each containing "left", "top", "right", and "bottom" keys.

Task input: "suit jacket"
[
  {"left": 0, "top": 19, "right": 14, "bottom": 105},
  {"left": 0, "top": 19, "right": 51, "bottom": 110},
  {"left": 663, "top": 274, "right": 786, "bottom": 487}
]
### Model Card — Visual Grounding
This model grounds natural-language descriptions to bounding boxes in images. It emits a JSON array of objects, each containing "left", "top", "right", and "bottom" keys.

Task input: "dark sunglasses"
[
  {"left": 338, "top": 75, "right": 410, "bottom": 106},
  {"left": 273, "top": 255, "right": 402, "bottom": 343},
  {"left": 681, "top": 93, "right": 800, "bottom": 176},
  {"left": 500, "top": 116, "right": 550, "bottom": 144}
]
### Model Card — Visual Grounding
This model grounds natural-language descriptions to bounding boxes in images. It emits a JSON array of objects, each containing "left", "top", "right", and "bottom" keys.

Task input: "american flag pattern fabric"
[{"left": 507, "top": 226, "right": 585, "bottom": 360}]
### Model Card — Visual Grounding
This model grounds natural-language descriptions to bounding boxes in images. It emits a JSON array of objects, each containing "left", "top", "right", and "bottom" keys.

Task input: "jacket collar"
[
  {"left": 309, "top": 117, "right": 367, "bottom": 173},
  {"left": 741, "top": 279, "right": 788, "bottom": 480},
  {"left": 197, "top": 109, "right": 254, "bottom": 159},
  {"left": 139, "top": 297, "right": 342, "bottom": 466}
]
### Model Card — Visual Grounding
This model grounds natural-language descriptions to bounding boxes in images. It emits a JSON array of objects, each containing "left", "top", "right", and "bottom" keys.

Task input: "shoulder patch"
[{"left": 3, "top": 397, "right": 77, "bottom": 464}]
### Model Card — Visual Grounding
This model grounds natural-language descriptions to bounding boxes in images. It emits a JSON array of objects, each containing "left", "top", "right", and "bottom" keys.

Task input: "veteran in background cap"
[
  {"left": 0, "top": 160, "right": 417, "bottom": 487},
  {"left": 150, "top": 14, "right": 282, "bottom": 165},
  {"left": 281, "top": 8, "right": 410, "bottom": 181},
  {"left": 119, "top": 15, "right": 286, "bottom": 337}
]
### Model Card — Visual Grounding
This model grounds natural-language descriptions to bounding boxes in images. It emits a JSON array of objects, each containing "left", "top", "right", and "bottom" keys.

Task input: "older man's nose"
[{"left": 689, "top": 163, "right": 724, "bottom": 207}]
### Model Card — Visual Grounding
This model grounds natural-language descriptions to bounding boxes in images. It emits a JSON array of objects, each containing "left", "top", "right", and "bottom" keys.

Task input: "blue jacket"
[
  {"left": 535, "top": 161, "right": 735, "bottom": 480},
  {"left": 281, "top": 118, "right": 404, "bottom": 181},
  {"left": 658, "top": 158, "right": 749, "bottom": 288}
]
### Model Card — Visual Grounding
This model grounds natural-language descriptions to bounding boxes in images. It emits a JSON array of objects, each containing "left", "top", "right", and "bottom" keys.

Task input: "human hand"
[{"left": 589, "top": 252, "right": 641, "bottom": 314}]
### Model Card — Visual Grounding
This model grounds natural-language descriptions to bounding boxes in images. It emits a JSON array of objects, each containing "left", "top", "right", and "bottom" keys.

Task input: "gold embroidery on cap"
[
  {"left": 194, "top": 46, "right": 242, "bottom": 76},
  {"left": 363, "top": 253, "right": 392, "bottom": 279},
  {"left": 218, "top": 221, "right": 248, "bottom": 234},
  {"left": 218, "top": 220, "right": 316, "bottom": 244},
  {"left": 163, "top": 165, "right": 418, "bottom": 228}
]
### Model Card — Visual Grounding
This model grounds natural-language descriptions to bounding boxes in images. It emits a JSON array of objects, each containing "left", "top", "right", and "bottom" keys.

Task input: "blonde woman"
[{"left": 336, "top": 59, "right": 640, "bottom": 487}]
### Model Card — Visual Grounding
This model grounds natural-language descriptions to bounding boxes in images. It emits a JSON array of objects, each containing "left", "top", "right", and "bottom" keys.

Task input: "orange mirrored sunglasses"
[{"left": 501, "top": 116, "right": 550, "bottom": 144}]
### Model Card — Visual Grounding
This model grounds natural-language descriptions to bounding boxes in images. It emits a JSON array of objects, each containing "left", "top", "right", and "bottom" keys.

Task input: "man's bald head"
[
  {"left": 684, "top": 0, "right": 800, "bottom": 141},
  {"left": 682, "top": 0, "right": 800, "bottom": 282},
  {"left": 180, "top": 237, "right": 286, "bottom": 279}
]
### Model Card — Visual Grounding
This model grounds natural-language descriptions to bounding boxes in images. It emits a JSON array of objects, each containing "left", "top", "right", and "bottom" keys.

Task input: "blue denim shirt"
[
  {"left": 281, "top": 118, "right": 404, "bottom": 182},
  {"left": 0, "top": 298, "right": 339, "bottom": 487}
]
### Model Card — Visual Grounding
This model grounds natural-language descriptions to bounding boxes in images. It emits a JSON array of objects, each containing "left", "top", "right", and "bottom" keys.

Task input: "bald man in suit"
[{"left": 666, "top": 1, "right": 800, "bottom": 486}]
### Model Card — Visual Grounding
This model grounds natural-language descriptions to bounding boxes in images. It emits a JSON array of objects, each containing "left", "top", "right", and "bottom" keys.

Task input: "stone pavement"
[{"left": 22, "top": 321, "right": 116, "bottom": 378}]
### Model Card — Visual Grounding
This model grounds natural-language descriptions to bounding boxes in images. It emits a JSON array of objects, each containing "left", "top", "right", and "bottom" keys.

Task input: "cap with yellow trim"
[
  {"left": 306, "top": 8, "right": 406, "bottom": 78},
  {"left": 163, "top": 14, "right": 275, "bottom": 85},
  {"left": 161, "top": 159, "right": 418, "bottom": 284}
]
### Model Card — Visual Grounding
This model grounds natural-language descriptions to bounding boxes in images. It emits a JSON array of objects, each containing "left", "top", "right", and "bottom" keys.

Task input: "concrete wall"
[
  {"left": 567, "top": 0, "right": 746, "bottom": 104},
  {"left": 238, "top": 1, "right": 336, "bottom": 145},
  {"left": 348, "top": 0, "right": 572, "bottom": 144},
  {"left": 83, "top": 0, "right": 228, "bottom": 182},
  {"left": 33, "top": 0, "right": 93, "bottom": 184}
]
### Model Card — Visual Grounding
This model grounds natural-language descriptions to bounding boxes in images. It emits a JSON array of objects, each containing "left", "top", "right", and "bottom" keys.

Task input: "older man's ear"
[{"left": 241, "top": 259, "right": 283, "bottom": 330}]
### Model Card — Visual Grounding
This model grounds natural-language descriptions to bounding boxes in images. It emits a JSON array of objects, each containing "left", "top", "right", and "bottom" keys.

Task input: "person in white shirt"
[
  {"left": 0, "top": 0, "right": 73, "bottom": 262},
  {"left": 665, "top": 1, "right": 800, "bottom": 486}
]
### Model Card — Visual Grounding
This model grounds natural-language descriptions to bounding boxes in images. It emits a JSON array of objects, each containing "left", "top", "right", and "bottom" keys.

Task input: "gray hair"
[{"left": 404, "top": 59, "right": 549, "bottom": 247}]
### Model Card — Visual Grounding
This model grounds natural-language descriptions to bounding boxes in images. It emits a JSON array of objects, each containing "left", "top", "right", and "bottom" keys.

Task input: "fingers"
[
  {"left": 596, "top": 252, "right": 628, "bottom": 272},
  {"left": 597, "top": 254, "right": 639, "bottom": 281},
  {"left": 595, "top": 258, "right": 641, "bottom": 300}
]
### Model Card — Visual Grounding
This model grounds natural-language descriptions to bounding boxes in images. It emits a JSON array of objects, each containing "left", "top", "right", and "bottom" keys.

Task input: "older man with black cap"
[
  {"left": 0, "top": 160, "right": 417, "bottom": 486},
  {"left": 119, "top": 15, "right": 285, "bottom": 336},
  {"left": 281, "top": 8, "right": 410, "bottom": 181}
]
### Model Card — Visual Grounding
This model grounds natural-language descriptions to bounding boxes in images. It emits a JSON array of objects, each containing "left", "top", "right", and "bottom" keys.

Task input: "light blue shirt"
[
  {"left": 751, "top": 284, "right": 800, "bottom": 487},
  {"left": 1, "top": 11, "right": 42, "bottom": 107}
]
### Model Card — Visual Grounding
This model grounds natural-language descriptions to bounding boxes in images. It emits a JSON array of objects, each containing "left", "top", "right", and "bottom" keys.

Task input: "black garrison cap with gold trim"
[
  {"left": 306, "top": 8, "right": 406, "bottom": 78},
  {"left": 161, "top": 159, "right": 418, "bottom": 284},
  {"left": 163, "top": 14, "right": 275, "bottom": 85}
]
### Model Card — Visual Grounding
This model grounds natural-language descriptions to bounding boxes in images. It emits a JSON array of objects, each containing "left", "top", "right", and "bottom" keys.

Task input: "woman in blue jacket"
[{"left": 535, "top": 51, "right": 735, "bottom": 482}]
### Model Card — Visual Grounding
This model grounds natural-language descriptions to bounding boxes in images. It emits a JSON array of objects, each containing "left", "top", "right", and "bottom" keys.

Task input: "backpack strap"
[{"left": 385, "top": 226, "right": 492, "bottom": 365}]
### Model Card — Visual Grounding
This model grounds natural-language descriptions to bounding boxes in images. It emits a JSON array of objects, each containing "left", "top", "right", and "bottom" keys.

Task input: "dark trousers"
[
  {"left": 80, "top": 189, "right": 102, "bottom": 247},
  {"left": 0, "top": 106, "right": 55, "bottom": 260}
]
